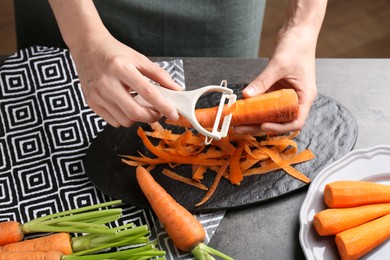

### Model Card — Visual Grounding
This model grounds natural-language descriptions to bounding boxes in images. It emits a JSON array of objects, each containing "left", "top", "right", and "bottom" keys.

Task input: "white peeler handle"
[{"left": 134, "top": 80, "right": 237, "bottom": 144}]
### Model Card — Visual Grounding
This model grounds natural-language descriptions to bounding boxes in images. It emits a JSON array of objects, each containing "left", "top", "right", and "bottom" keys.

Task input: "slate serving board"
[{"left": 84, "top": 84, "right": 358, "bottom": 212}]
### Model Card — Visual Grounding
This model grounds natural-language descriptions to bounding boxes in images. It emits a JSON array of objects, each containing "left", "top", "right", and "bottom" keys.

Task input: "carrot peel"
[{"left": 122, "top": 121, "right": 313, "bottom": 207}]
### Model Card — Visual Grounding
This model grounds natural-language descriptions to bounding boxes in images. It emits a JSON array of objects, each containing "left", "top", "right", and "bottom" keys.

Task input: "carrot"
[
  {"left": 0, "top": 221, "right": 24, "bottom": 246},
  {"left": 0, "top": 233, "right": 73, "bottom": 255},
  {"left": 313, "top": 203, "right": 390, "bottom": 236},
  {"left": 335, "top": 213, "right": 390, "bottom": 260},
  {"left": 0, "top": 200, "right": 122, "bottom": 246},
  {"left": 324, "top": 180, "right": 390, "bottom": 208},
  {"left": 135, "top": 166, "right": 233, "bottom": 259},
  {"left": 165, "top": 88, "right": 299, "bottom": 128},
  {"left": 136, "top": 166, "right": 205, "bottom": 252},
  {"left": 0, "top": 251, "right": 63, "bottom": 260},
  {"left": 0, "top": 223, "right": 153, "bottom": 256}
]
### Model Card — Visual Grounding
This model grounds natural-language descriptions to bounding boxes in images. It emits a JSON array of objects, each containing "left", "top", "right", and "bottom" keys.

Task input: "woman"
[{"left": 47, "top": 0, "right": 327, "bottom": 133}]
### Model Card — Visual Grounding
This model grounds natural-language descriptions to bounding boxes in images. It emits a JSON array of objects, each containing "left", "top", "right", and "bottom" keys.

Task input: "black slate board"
[{"left": 84, "top": 84, "right": 358, "bottom": 212}]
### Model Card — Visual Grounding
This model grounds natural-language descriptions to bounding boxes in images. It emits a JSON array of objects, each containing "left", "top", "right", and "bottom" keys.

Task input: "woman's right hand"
[
  {"left": 49, "top": 0, "right": 181, "bottom": 127},
  {"left": 70, "top": 33, "right": 182, "bottom": 127}
]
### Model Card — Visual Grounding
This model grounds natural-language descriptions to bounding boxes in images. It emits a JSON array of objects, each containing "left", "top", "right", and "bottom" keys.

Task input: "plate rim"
[{"left": 298, "top": 144, "right": 390, "bottom": 260}]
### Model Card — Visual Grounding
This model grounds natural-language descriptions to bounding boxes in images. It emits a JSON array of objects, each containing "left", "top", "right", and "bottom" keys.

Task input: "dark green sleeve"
[{"left": 14, "top": 0, "right": 266, "bottom": 58}]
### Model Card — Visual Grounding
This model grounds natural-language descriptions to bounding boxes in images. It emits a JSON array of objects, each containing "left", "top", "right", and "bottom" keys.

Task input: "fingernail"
[
  {"left": 243, "top": 86, "right": 255, "bottom": 96},
  {"left": 168, "top": 112, "right": 180, "bottom": 121}
]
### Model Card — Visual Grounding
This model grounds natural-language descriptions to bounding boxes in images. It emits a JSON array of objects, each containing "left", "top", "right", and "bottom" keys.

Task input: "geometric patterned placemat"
[{"left": 0, "top": 46, "right": 225, "bottom": 259}]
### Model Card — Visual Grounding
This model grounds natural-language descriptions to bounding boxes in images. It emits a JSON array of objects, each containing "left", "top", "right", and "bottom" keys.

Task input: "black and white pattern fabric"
[{"left": 0, "top": 46, "right": 225, "bottom": 259}]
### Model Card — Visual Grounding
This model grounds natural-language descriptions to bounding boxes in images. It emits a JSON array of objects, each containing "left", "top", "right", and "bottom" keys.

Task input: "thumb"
[{"left": 243, "top": 64, "right": 281, "bottom": 98}]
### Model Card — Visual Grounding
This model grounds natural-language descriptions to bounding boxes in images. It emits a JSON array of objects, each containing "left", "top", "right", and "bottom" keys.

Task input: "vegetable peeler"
[{"left": 134, "top": 80, "right": 237, "bottom": 144}]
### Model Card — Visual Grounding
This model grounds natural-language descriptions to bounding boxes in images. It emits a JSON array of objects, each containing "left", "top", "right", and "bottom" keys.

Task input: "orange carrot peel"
[{"left": 121, "top": 121, "right": 314, "bottom": 207}]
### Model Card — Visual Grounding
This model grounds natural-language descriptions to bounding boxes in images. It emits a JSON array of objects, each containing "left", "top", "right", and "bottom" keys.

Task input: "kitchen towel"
[{"left": 0, "top": 46, "right": 225, "bottom": 259}]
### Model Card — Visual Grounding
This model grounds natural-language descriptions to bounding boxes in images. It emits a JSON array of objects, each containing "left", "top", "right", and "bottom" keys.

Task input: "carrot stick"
[
  {"left": 313, "top": 203, "right": 390, "bottom": 236},
  {"left": 335, "top": 213, "right": 390, "bottom": 260},
  {"left": 0, "top": 251, "right": 63, "bottom": 260},
  {"left": 135, "top": 166, "right": 233, "bottom": 259},
  {"left": 165, "top": 89, "right": 299, "bottom": 128},
  {"left": 324, "top": 180, "right": 390, "bottom": 208},
  {"left": 0, "top": 233, "right": 73, "bottom": 255}
]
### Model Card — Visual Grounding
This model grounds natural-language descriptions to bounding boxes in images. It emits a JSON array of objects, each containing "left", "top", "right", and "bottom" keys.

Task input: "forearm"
[
  {"left": 48, "top": 0, "right": 109, "bottom": 50},
  {"left": 279, "top": 0, "right": 328, "bottom": 54},
  {"left": 284, "top": 0, "right": 327, "bottom": 33}
]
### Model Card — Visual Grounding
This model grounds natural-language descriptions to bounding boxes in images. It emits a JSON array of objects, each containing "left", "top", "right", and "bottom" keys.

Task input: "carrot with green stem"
[
  {"left": 324, "top": 180, "right": 390, "bottom": 208},
  {"left": 0, "top": 200, "right": 122, "bottom": 246},
  {"left": 313, "top": 203, "right": 390, "bottom": 236},
  {"left": 135, "top": 166, "right": 233, "bottom": 260},
  {"left": 0, "top": 222, "right": 151, "bottom": 255},
  {"left": 65, "top": 243, "right": 165, "bottom": 260},
  {"left": 0, "top": 243, "right": 165, "bottom": 260},
  {"left": 335, "top": 213, "right": 390, "bottom": 260},
  {"left": 165, "top": 88, "right": 299, "bottom": 128}
]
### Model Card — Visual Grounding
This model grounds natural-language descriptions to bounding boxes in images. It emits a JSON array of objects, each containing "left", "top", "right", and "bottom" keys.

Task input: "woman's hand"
[
  {"left": 236, "top": 0, "right": 327, "bottom": 134},
  {"left": 71, "top": 32, "right": 182, "bottom": 127},
  {"left": 49, "top": 0, "right": 181, "bottom": 127},
  {"left": 237, "top": 27, "right": 318, "bottom": 134}
]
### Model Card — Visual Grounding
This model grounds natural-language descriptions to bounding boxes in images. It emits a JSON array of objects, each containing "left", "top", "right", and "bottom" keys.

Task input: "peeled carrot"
[
  {"left": 165, "top": 89, "right": 299, "bottom": 128},
  {"left": 324, "top": 180, "right": 390, "bottom": 208},
  {"left": 313, "top": 203, "right": 390, "bottom": 236},
  {"left": 0, "top": 251, "right": 63, "bottom": 260},
  {"left": 0, "top": 233, "right": 73, "bottom": 255},
  {"left": 335, "top": 213, "right": 390, "bottom": 260},
  {"left": 135, "top": 166, "right": 233, "bottom": 259}
]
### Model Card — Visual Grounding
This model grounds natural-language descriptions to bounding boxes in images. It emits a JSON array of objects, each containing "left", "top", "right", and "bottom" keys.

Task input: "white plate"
[{"left": 299, "top": 145, "right": 390, "bottom": 260}]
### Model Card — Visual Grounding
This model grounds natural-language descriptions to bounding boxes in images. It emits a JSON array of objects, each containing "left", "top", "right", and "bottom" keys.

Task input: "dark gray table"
[{"left": 2, "top": 55, "right": 389, "bottom": 259}]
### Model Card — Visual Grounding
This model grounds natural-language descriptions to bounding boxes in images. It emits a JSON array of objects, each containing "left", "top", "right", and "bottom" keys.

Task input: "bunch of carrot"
[
  {"left": 0, "top": 200, "right": 165, "bottom": 259},
  {"left": 121, "top": 121, "right": 314, "bottom": 207},
  {"left": 136, "top": 166, "right": 233, "bottom": 259},
  {"left": 313, "top": 180, "right": 390, "bottom": 260}
]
